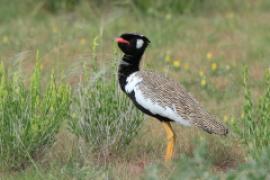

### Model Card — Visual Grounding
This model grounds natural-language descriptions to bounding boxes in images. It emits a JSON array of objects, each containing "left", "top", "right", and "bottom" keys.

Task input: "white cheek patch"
[{"left": 136, "top": 39, "right": 144, "bottom": 49}]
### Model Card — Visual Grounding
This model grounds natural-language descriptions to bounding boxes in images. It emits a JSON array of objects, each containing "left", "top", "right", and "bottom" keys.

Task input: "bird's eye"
[{"left": 136, "top": 39, "right": 144, "bottom": 49}]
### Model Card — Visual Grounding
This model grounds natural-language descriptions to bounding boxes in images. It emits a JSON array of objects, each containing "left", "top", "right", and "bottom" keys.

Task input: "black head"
[{"left": 116, "top": 33, "right": 151, "bottom": 55}]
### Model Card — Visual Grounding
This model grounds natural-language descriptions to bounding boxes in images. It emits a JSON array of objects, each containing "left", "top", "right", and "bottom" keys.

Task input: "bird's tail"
[{"left": 195, "top": 115, "right": 229, "bottom": 136}]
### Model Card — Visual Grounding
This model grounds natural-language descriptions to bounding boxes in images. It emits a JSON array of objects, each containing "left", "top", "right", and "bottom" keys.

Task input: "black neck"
[{"left": 118, "top": 53, "right": 143, "bottom": 92}]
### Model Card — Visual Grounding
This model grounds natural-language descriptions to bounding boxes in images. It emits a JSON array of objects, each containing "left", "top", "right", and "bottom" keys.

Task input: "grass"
[
  {"left": 1, "top": 0, "right": 270, "bottom": 179},
  {"left": 69, "top": 63, "right": 144, "bottom": 158},
  {"left": 232, "top": 68, "right": 270, "bottom": 158},
  {"left": 0, "top": 53, "right": 71, "bottom": 170},
  {"left": 145, "top": 141, "right": 270, "bottom": 179}
]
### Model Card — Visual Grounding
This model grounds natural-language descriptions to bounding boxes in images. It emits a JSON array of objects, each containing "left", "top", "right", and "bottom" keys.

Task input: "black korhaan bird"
[{"left": 116, "top": 33, "right": 228, "bottom": 161}]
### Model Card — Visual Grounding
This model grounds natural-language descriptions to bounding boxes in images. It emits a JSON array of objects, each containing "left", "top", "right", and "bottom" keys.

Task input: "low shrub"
[
  {"left": 69, "top": 66, "right": 144, "bottom": 157},
  {"left": 0, "top": 54, "right": 71, "bottom": 169}
]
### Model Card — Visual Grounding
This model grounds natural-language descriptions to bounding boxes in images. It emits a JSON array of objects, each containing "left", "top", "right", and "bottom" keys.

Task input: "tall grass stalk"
[{"left": 233, "top": 67, "right": 270, "bottom": 158}]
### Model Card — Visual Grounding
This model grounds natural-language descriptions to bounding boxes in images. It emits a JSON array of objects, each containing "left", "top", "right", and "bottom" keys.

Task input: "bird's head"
[{"left": 116, "top": 33, "right": 150, "bottom": 55}]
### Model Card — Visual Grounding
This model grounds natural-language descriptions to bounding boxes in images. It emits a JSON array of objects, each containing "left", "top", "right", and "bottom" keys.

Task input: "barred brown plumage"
[{"left": 135, "top": 71, "right": 228, "bottom": 135}]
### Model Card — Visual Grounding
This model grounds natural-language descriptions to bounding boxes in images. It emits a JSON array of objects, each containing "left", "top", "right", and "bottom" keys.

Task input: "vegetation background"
[{"left": 1, "top": 0, "right": 270, "bottom": 179}]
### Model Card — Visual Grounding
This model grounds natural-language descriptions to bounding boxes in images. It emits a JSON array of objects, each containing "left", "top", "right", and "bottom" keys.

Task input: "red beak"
[{"left": 115, "top": 37, "right": 130, "bottom": 45}]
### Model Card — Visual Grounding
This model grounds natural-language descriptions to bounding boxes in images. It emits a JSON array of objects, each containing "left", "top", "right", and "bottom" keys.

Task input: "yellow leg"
[{"left": 162, "top": 121, "right": 176, "bottom": 161}]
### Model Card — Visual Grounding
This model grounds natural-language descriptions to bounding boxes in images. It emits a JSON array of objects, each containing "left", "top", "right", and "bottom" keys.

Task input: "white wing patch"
[
  {"left": 125, "top": 72, "right": 143, "bottom": 93},
  {"left": 136, "top": 39, "right": 144, "bottom": 49},
  {"left": 134, "top": 86, "right": 191, "bottom": 126}
]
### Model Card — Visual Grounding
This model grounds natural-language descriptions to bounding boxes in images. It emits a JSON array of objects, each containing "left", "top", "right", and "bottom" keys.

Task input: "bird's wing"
[{"left": 134, "top": 71, "right": 228, "bottom": 135}]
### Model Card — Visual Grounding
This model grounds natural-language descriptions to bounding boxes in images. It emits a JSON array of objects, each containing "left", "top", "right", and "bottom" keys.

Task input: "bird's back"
[{"left": 133, "top": 71, "right": 228, "bottom": 135}]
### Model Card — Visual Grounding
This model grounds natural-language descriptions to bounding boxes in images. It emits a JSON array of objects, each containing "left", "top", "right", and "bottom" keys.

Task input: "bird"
[{"left": 115, "top": 33, "right": 228, "bottom": 161}]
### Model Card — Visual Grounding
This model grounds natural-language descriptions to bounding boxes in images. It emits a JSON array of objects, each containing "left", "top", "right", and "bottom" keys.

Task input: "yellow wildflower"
[
  {"left": 200, "top": 78, "right": 206, "bottom": 87},
  {"left": 172, "top": 60, "right": 181, "bottom": 68},
  {"left": 184, "top": 63, "right": 190, "bottom": 71},
  {"left": 211, "top": 63, "right": 217, "bottom": 71},
  {"left": 2, "top": 36, "right": 9, "bottom": 44},
  {"left": 226, "top": 12, "right": 234, "bottom": 19},
  {"left": 241, "top": 112, "right": 244, "bottom": 119},
  {"left": 199, "top": 135, "right": 205, "bottom": 142},
  {"left": 223, "top": 115, "right": 228, "bottom": 123},
  {"left": 199, "top": 70, "right": 204, "bottom": 77},
  {"left": 80, "top": 38, "right": 86, "bottom": 45},
  {"left": 165, "top": 54, "right": 171, "bottom": 62},
  {"left": 52, "top": 26, "right": 59, "bottom": 33},
  {"left": 206, "top": 52, "right": 213, "bottom": 60}
]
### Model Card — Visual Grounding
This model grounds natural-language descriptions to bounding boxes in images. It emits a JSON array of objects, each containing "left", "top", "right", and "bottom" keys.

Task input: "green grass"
[
  {"left": 0, "top": 53, "right": 71, "bottom": 170},
  {"left": 1, "top": 0, "right": 270, "bottom": 179},
  {"left": 232, "top": 68, "right": 270, "bottom": 158}
]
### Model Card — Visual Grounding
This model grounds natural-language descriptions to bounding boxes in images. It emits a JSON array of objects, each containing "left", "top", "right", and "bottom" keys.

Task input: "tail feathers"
[{"left": 194, "top": 116, "right": 229, "bottom": 136}]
